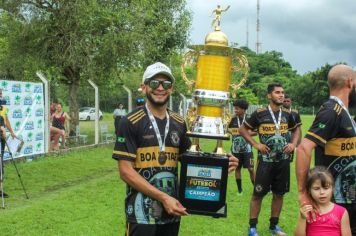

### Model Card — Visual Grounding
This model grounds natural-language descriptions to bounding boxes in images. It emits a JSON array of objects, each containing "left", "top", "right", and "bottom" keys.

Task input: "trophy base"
[{"left": 179, "top": 151, "right": 228, "bottom": 218}]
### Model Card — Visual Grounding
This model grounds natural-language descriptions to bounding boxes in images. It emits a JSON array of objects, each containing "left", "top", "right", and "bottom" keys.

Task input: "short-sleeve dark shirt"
[
  {"left": 286, "top": 109, "right": 302, "bottom": 144},
  {"left": 112, "top": 106, "right": 191, "bottom": 224},
  {"left": 244, "top": 106, "right": 300, "bottom": 162},
  {"left": 305, "top": 99, "right": 355, "bottom": 205},
  {"left": 228, "top": 116, "right": 252, "bottom": 154}
]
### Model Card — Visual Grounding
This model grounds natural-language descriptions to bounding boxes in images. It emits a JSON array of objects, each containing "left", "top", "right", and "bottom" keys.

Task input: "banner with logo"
[
  {"left": 184, "top": 164, "right": 222, "bottom": 201},
  {"left": 0, "top": 80, "right": 45, "bottom": 159}
]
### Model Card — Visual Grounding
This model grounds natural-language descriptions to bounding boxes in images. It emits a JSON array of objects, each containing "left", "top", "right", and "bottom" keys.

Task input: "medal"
[
  {"left": 268, "top": 105, "right": 282, "bottom": 136},
  {"left": 145, "top": 104, "right": 170, "bottom": 166},
  {"left": 158, "top": 151, "right": 167, "bottom": 165}
]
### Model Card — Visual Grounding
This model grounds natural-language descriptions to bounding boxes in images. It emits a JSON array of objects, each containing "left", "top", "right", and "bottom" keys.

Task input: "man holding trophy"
[
  {"left": 112, "top": 61, "right": 240, "bottom": 236},
  {"left": 239, "top": 83, "right": 301, "bottom": 236}
]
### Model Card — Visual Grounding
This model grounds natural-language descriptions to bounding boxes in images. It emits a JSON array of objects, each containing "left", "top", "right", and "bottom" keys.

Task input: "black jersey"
[
  {"left": 305, "top": 99, "right": 355, "bottom": 204},
  {"left": 112, "top": 107, "right": 191, "bottom": 224},
  {"left": 286, "top": 109, "right": 302, "bottom": 144},
  {"left": 244, "top": 107, "right": 299, "bottom": 162},
  {"left": 291, "top": 109, "right": 302, "bottom": 125},
  {"left": 228, "top": 116, "right": 252, "bottom": 154}
]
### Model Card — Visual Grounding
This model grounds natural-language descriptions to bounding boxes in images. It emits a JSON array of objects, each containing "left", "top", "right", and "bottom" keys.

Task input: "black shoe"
[{"left": 0, "top": 191, "right": 9, "bottom": 198}]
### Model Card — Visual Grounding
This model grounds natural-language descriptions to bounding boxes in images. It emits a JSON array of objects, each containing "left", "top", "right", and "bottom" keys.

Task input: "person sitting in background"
[
  {"left": 51, "top": 103, "right": 71, "bottom": 149},
  {"left": 113, "top": 103, "right": 126, "bottom": 137}
]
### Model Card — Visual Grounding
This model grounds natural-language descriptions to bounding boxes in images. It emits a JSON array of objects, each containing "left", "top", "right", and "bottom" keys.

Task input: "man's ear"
[{"left": 140, "top": 83, "right": 146, "bottom": 93}]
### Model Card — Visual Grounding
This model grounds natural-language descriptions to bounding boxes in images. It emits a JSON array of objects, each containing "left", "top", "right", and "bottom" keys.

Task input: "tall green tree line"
[{"left": 0, "top": 0, "right": 191, "bottom": 133}]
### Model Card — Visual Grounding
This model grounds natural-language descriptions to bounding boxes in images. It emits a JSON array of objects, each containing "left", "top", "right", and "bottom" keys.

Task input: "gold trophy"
[{"left": 179, "top": 5, "right": 249, "bottom": 217}]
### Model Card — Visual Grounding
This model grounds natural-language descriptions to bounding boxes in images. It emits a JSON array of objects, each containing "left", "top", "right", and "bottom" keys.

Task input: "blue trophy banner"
[
  {"left": 184, "top": 164, "right": 222, "bottom": 202},
  {"left": 0, "top": 80, "right": 45, "bottom": 159}
]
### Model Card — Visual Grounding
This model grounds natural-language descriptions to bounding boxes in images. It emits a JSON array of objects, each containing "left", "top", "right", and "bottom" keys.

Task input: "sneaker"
[
  {"left": 0, "top": 191, "right": 9, "bottom": 198},
  {"left": 248, "top": 227, "right": 258, "bottom": 236},
  {"left": 270, "top": 226, "right": 286, "bottom": 236}
]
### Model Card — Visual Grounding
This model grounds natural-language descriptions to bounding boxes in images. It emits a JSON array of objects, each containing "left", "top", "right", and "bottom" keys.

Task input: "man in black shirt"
[
  {"left": 296, "top": 64, "right": 356, "bottom": 235},
  {"left": 112, "top": 62, "right": 238, "bottom": 236},
  {"left": 283, "top": 94, "right": 302, "bottom": 162},
  {"left": 240, "top": 83, "right": 301, "bottom": 236},
  {"left": 228, "top": 99, "right": 255, "bottom": 195}
]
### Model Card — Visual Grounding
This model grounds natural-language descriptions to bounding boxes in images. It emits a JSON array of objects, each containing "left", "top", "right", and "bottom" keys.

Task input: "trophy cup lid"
[{"left": 204, "top": 28, "right": 229, "bottom": 48}]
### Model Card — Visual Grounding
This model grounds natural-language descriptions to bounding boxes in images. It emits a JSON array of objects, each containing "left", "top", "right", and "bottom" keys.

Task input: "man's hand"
[
  {"left": 227, "top": 153, "right": 239, "bottom": 173},
  {"left": 253, "top": 143, "right": 270, "bottom": 154},
  {"left": 161, "top": 195, "right": 188, "bottom": 216},
  {"left": 298, "top": 191, "right": 317, "bottom": 222},
  {"left": 283, "top": 143, "right": 295, "bottom": 154}
]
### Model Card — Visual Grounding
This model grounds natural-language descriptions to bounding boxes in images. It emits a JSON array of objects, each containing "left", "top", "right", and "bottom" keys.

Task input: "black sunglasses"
[{"left": 146, "top": 79, "right": 172, "bottom": 90}]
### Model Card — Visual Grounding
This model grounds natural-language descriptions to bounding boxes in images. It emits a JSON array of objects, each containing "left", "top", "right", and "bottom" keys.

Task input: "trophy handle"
[
  {"left": 230, "top": 51, "right": 249, "bottom": 98},
  {"left": 181, "top": 50, "right": 198, "bottom": 92}
]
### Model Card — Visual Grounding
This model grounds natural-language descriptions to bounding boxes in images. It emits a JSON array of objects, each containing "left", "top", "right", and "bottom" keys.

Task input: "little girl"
[{"left": 295, "top": 166, "right": 351, "bottom": 236}]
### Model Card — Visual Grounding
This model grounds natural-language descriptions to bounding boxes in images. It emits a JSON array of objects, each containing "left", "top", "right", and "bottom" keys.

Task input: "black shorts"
[
  {"left": 253, "top": 159, "right": 290, "bottom": 197},
  {"left": 233, "top": 152, "right": 254, "bottom": 169},
  {"left": 125, "top": 222, "right": 180, "bottom": 236}
]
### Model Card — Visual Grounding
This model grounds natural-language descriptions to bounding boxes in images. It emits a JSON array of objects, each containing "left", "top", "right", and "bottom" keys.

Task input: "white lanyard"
[
  {"left": 268, "top": 105, "right": 282, "bottom": 135},
  {"left": 145, "top": 104, "right": 170, "bottom": 152},
  {"left": 237, "top": 114, "right": 246, "bottom": 128},
  {"left": 330, "top": 96, "right": 356, "bottom": 133}
]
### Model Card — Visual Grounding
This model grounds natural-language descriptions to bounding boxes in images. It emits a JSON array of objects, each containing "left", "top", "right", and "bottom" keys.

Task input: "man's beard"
[
  {"left": 349, "top": 86, "right": 356, "bottom": 108},
  {"left": 272, "top": 98, "right": 283, "bottom": 106},
  {"left": 146, "top": 92, "right": 169, "bottom": 107}
]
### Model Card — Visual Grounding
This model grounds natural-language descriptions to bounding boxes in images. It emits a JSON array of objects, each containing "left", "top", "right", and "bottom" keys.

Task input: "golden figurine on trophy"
[{"left": 179, "top": 5, "right": 249, "bottom": 217}]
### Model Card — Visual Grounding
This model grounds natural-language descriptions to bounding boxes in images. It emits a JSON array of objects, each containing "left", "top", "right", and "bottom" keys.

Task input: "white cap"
[{"left": 142, "top": 62, "right": 175, "bottom": 83}]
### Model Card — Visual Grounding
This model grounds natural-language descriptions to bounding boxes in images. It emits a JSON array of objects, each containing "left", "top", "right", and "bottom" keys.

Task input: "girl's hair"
[{"left": 306, "top": 166, "right": 334, "bottom": 194}]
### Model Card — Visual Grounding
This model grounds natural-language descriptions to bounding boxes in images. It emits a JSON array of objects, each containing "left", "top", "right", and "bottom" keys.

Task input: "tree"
[{"left": 0, "top": 0, "right": 191, "bottom": 133}]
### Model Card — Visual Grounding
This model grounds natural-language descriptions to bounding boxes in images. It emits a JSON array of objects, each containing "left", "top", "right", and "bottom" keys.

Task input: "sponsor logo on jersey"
[
  {"left": 318, "top": 123, "right": 326, "bottom": 129},
  {"left": 170, "top": 131, "right": 180, "bottom": 147},
  {"left": 143, "top": 135, "right": 154, "bottom": 140},
  {"left": 117, "top": 136, "right": 125, "bottom": 143}
]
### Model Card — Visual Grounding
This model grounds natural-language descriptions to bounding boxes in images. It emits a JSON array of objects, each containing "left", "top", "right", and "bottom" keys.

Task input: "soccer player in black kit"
[
  {"left": 297, "top": 64, "right": 356, "bottom": 235},
  {"left": 112, "top": 62, "right": 238, "bottom": 236}
]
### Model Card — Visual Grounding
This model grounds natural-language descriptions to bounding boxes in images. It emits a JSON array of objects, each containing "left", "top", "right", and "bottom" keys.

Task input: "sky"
[{"left": 187, "top": 0, "right": 356, "bottom": 75}]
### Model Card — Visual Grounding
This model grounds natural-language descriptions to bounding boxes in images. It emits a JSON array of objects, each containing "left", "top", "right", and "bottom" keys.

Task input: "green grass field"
[{"left": 0, "top": 115, "right": 315, "bottom": 235}]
